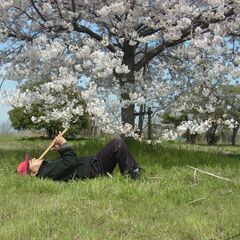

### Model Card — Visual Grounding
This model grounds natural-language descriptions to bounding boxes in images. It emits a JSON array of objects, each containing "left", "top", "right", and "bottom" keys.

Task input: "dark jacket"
[{"left": 36, "top": 144, "right": 93, "bottom": 181}]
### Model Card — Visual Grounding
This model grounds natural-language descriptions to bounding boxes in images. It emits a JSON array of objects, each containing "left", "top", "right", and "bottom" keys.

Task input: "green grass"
[{"left": 0, "top": 136, "right": 240, "bottom": 240}]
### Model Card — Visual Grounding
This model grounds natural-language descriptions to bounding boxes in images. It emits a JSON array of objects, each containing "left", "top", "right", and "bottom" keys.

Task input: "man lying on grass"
[{"left": 17, "top": 135, "right": 142, "bottom": 181}]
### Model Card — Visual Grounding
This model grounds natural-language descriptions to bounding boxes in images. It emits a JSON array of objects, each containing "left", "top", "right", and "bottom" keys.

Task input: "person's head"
[
  {"left": 17, "top": 155, "right": 30, "bottom": 176},
  {"left": 17, "top": 154, "right": 43, "bottom": 176}
]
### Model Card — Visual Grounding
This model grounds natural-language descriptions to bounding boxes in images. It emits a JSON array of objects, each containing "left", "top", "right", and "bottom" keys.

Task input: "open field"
[{"left": 0, "top": 136, "right": 240, "bottom": 240}]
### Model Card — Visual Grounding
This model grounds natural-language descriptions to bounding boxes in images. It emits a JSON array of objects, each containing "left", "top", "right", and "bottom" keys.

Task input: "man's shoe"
[{"left": 128, "top": 167, "right": 142, "bottom": 180}]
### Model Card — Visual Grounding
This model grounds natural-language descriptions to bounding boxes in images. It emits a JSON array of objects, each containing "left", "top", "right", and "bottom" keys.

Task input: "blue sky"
[{"left": 0, "top": 80, "right": 17, "bottom": 123}]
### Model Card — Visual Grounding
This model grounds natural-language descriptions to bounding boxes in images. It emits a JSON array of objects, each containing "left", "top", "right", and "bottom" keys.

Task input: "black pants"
[{"left": 90, "top": 137, "right": 139, "bottom": 178}]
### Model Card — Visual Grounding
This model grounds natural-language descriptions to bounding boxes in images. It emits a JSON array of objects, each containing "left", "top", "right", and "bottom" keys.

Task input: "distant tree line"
[{"left": 161, "top": 111, "right": 239, "bottom": 146}]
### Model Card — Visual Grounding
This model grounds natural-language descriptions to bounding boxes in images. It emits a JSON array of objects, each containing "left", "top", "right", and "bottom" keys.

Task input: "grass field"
[{"left": 0, "top": 136, "right": 240, "bottom": 240}]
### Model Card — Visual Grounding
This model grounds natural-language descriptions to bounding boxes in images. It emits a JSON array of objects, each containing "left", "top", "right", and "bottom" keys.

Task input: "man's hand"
[
  {"left": 29, "top": 158, "right": 44, "bottom": 176},
  {"left": 51, "top": 134, "right": 67, "bottom": 151}
]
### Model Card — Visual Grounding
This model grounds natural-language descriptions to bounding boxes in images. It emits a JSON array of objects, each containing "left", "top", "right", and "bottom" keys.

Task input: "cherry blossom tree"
[
  {"left": 166, "top": 71, "right": 240, "bottom": 144},
  {"left": 0, "top": 0, "right": 239, "bottom": 137}
]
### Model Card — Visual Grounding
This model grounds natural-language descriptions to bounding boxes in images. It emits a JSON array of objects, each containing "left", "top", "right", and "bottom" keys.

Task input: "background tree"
[
  {"left": 161, "top": 111, "right": 200, "bottom": 144},
  {"left": 8, "top": 76, "right": 89, "bottom": 137},
  {"left": 8, "top": 107, "right": 33, "bottom": 131},
  {"left": 9, "top": 106, "right": 88, "bottom": 138}
]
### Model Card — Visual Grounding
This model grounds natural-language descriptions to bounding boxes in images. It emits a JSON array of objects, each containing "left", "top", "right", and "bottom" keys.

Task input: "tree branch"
[
  {"left": 7, "top": 32, "right": 33, "bottom": 42},
  {"left": 138, "top": 28, "right": 162, "bottom": 38},
  {"left": 54, "top": 0, "right": 63, "bottom": 19},
  {"left": 0, "top": 80, "right": 5, "bottom": 90},
  {"left": 73, "top": 23, "right": 116, "bottom": 53},
  {"left": 10, "top": 6, "right": 45, "bottom": 28},
  {"left": 135, "top": 6, "right": 235, "bottom": 71},
  {"left": 135, "top": 37, "right": 189, "bottom": 71},
  {"left": 30, "top": 0, "right": 46, "bottom": 22}
]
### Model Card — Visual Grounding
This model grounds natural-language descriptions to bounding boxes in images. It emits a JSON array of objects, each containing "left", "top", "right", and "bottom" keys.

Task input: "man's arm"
[
  {"left": 53, "top": 135, "right": 79, "bottom": 166},
  {"left": 36, "top": 135, "right": 79, "bottom": 180}
]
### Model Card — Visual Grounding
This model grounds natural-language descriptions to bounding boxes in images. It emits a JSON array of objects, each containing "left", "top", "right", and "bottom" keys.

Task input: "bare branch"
[
  {"left": 186, "top": 198, "right": 207, "bottom": 205},
  {"left": 187, "top": 166, "right": 235, "bottom": 183}
]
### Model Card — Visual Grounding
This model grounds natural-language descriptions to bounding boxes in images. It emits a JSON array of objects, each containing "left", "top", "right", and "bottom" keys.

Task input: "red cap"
[{"left": 17, "top": 153, "right": 31, "bottom": 176}]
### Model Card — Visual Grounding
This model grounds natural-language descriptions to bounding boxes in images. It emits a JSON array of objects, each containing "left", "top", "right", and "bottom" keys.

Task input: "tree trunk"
[
  {"left": 220, "top": 127, "right": 226, "bottom": 143},
  {"left": 206, "top": 123, "right": 218, "bottom": 145},
  {"left": 185, "top": 129, "right": 197, "bottom": 144},
  {"left": 231, "top": 125, "right": 239, "bottom": 146},
  {"left": 147, "top": 107, "right": 152, "bottom": 140},
  {"left": 119, "top": 42, "right": 135, "bottom": 127}
]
